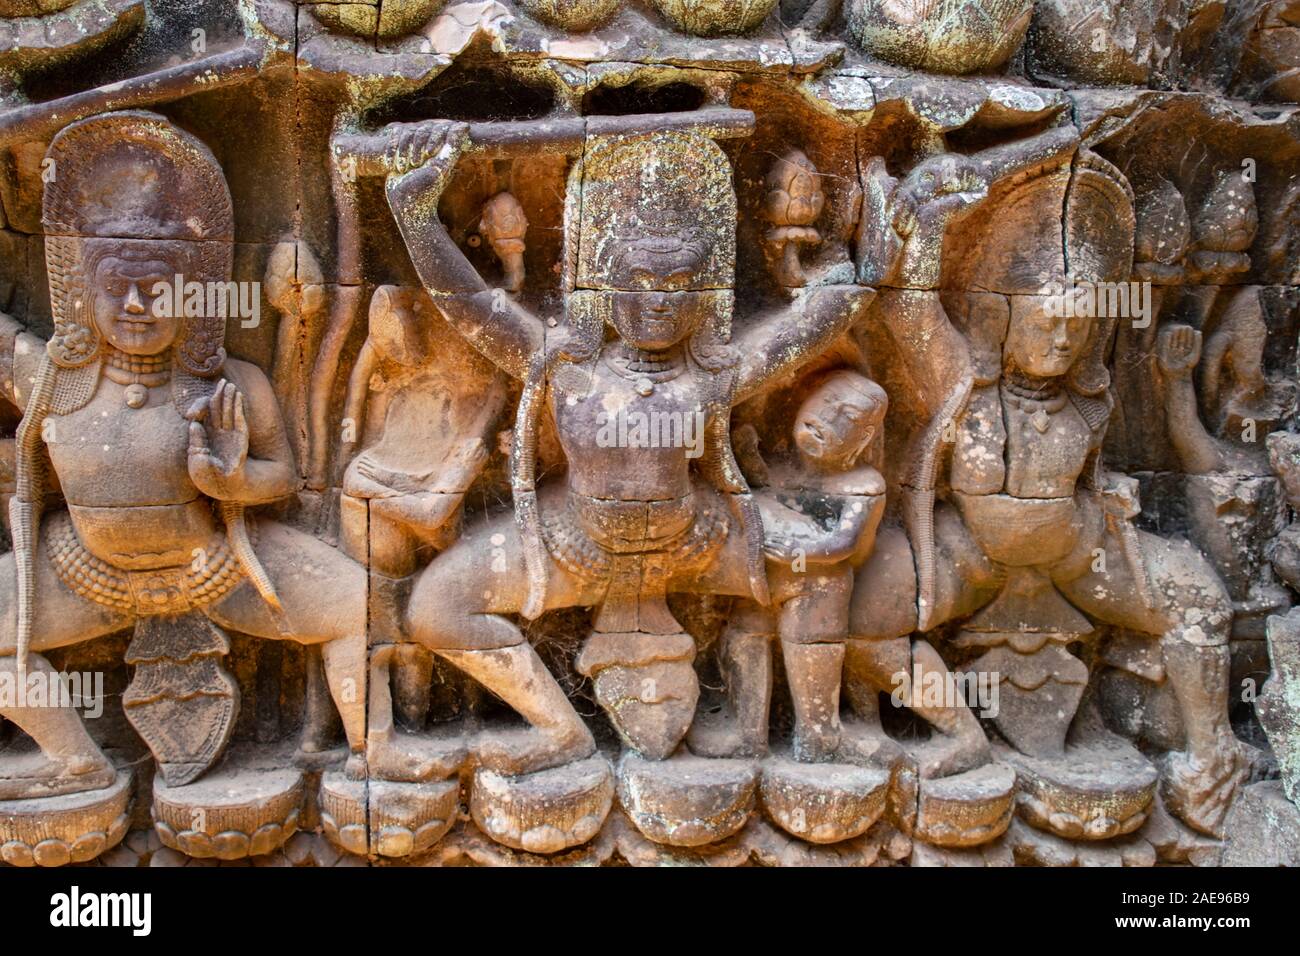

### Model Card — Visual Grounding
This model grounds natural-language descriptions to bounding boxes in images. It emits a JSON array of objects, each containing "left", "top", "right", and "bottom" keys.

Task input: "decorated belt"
[
  {"left": 569, "top": 492, "right": 697, "bottom": 554},
  {"left": 543, "top": 492, "right": 728, "bottom": 582},
  {"left": 46, "top": 510, "right": 246, "bottom": 616}
]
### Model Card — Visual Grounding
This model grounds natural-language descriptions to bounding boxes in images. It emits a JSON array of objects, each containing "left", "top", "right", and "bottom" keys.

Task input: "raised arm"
[
  {"left": 1157, "top": 324, "right": 1225, "bottom": 475},
  {"left": 862, "top": 153, "right": 992, "bottom": 416},
  {"left": 379, "top": 122, "right": 543, "bottom": 380}
]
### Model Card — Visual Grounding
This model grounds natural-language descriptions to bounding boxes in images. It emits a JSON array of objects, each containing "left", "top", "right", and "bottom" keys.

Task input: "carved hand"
[
  {"left": 355, "top": 437, "right": 489, "bottom": 497},
  {"left": 896, "top": 153, "right": 990, "bottom": 241},
  {"left": 187, "top": 379, "right": 250, "bottom": 499},
  {"left": 1157, "top": 324, "right": 1202, "bottom": 379},
  {"left": 384, "top": 120, "right": 471, "bottom": 178},
  {"left": 762, "top": 532, "right": 802, "bottom": 564}
]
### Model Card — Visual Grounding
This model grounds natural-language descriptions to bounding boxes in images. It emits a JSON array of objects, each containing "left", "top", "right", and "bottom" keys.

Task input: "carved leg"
[
  {"left": 771, "top": 565, "right": 853, "bottom": 762},
  {"left": 393, "top": 644, "right": 434, "bottom": 730},
  {"left": 0, "top": 544, "right": 131, "bottom": 799},
  {"left": 0, "top": 654, "right": 117, "bottom": 800},
  {"left": 208, "top": 520, "right": 369, "bottom": 773},
  {"left": 782, "top": 641, "right": 844, "bottom": 761},
  {"left": 401, "top": 507, "right": 601, "bottom": 776},
  {"left": 724, "top": 630, "right": 772, "bottom": 752},
  {"left": 687, "top": 599, "right": 773, "bottom": 759},
  {"left": 843, "top": 637, "right": 989, "bottom": 777},
  {"left": 1056, "top": 527, "right": 1248, "bottom": 836},
  {"left": 300, "top": 648, "right": 340, "bottom": 754},
  {"left": 438, "top": 645, "right": 594, "bottom": 775}
]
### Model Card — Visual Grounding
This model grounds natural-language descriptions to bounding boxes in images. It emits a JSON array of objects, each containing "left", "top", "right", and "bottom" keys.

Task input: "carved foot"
[
  {"left": 1161, "top": 734, "right": 1251, "bottom": 838},
  {"left": 836, "top": 717, "right": 907, "bottom": 768},
  {"left": 0, "top": 750, "right": 117, "bottom": 802},
  {"left": 686, "top": 709, "right": 767, "bottom": 760},
  {"left": 367, "top": 729, "right": 466, "bottom": 783},
  {"left": 913, "top": 728, "right": 992, "bottom": 780},
  {"left": 344, "top": 751, "right": 368, "bottom": 781},
  {"left": 791, "top": 725, "right": 841, "bottom": 763},
  {"left": 474, "top": 723, "right": 596, "bottom": 777}
]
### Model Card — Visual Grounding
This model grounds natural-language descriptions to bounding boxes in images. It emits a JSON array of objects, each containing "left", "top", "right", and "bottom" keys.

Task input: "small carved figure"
[
  {"left": 693, "top": 369, "right": 887, "bottom": 763},
  {"left": 1152, "top": 172, "right": 1292, "bottom": 631},
  {"left": 762, "top": 149, "right": 824, "bottom": 288}
]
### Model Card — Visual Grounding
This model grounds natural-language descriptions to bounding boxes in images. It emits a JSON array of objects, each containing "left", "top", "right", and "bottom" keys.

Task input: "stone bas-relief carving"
[{"left": 0, "top": 0, "right": 1295, "bottom": 868}]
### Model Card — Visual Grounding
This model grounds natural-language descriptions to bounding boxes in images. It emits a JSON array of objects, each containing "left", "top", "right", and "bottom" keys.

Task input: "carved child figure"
[{"left": 693, "top": 369, "right": 887, "bottom": 762}]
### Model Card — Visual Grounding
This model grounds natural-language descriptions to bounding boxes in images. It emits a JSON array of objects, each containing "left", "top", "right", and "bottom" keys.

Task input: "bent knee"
[
  {"left": 1149, "top": 536, "right": 1232, "bottom": 644},
  {"left": 405, "top": 562, "right": 522, "bottom": 651}
]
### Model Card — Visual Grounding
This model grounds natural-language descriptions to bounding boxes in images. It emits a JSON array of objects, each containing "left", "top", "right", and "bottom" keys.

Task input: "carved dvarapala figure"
[
  {"left": 851, "top": 148, "right": 1250, "bottom": 839},
  {"left": 0, "top": 112, "right": 368, "bottom": 803},
  {"left": 376, "top": 115, "right": 877, "bottom": 779}
]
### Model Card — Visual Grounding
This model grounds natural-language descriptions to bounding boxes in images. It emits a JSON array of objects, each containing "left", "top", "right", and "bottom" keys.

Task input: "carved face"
[
  {"left": 1004, "top": 296, "right": 1090, "bottom": 378},
  {"left": 794, "top": 374, "right": 886, "bottom": 470},
  {"left": 90, "top": 250, "right": 181, "bottom": 357},
  {"left": 604, "top": 234, "right": 716, "bottom": 350}
]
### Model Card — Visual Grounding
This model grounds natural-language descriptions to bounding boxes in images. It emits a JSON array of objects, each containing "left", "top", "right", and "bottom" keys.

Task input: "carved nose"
[{"left": 125, "top": 282, "right": 146, "bottom": 315}]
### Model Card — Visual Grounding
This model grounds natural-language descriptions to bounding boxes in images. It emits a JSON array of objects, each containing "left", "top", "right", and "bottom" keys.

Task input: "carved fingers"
[
  {"left": 901, "top": 153, "right": 990, "bottom": 233},
  {"left": 1156, "top": 323, "right": 1202, "bottom": 377},
  {"left": 385, "top": 120, "right": 471, "bottom": 177},
  {"left": 187, "top": 379, "right": 250, "bottom": 494}
]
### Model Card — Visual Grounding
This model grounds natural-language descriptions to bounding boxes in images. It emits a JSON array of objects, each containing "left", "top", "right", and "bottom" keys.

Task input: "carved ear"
[{"left": 855, "top": 156, "right": 904, "bottom": 287}]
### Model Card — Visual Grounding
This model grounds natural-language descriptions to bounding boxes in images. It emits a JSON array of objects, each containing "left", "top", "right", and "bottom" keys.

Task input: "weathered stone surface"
[
  {"left": 1221, "top": 780, "right": 1300, "bottom": 866},
  {"left": 0, "top": 0, "right": 1294, "bottom": 872}
]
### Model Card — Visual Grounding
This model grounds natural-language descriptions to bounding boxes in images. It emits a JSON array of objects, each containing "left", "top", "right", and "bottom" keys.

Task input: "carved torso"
[
  {"left": 951, "top": 380, "right": 1100, "bottom": 501},
  {"left": 45, "top": 375, "right": 215, "bottom": 569},
  {"left": 551, "top": 351, "right": 705, "bottom": 504}
]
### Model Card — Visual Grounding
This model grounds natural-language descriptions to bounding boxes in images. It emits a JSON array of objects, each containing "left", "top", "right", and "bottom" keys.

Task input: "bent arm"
[
  {"left": 385, "top": 159, "right": 542, "bottom": 381},
  {"left": 733, "top": 286, "right": 875, "bottom": 404}
]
